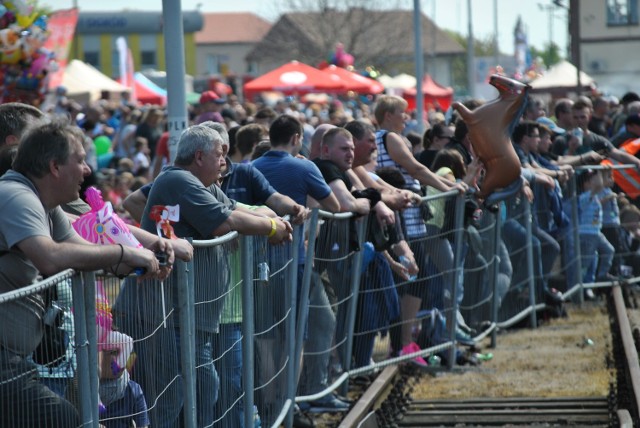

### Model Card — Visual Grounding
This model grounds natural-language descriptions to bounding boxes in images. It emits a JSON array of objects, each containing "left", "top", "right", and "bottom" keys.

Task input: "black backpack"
[{"left": 33, "top": 286, "right": 70, "bottom": 368}]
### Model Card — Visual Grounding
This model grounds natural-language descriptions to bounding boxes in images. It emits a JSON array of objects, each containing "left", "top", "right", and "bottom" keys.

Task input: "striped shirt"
[{"left": 375, "top": 130, "right": 426, "bottom": 238}]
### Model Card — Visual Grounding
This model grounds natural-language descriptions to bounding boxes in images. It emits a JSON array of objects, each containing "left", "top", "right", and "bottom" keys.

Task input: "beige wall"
[
  {"left": 580, "top": 1, "right": 640, "bottom": 95},
  {"left": 195, "top": 43, "right": 255, "bottom": 77},
  {"left": 580, "top": 1, "right": 640, "bottom": 39}
]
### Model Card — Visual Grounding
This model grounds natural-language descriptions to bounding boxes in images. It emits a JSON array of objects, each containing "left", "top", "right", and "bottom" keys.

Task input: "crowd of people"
[{"left": 2, "top": 83, "right": 640, "bottom": 428}]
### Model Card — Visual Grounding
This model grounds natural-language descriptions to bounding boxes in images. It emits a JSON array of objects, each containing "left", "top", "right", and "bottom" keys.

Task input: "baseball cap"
[
  {"left": 625, "top": 113, "right": 640, "bottom": 127},
  {"left": 536, "top": 116, "right": 566, "bottom": 135},
  {"left": 199, "top": 90, "right": 226, "bottom": 104}
]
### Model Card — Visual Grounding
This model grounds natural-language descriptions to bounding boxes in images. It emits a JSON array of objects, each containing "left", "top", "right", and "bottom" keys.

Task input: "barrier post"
[
  {"left": 340, "top": 215, "right": 366, "bottom": 396},
  {"left": 82, "top": 272, "right": 100, "bottom": 426},
  {"left": 568, "top": 173, "right": 584, "bottom": 304},
  {"left": 71, "top": 272, "right": 95, "bottom": 426},
  {"left": 285, "top": 223, "right": 302, "bottom": 428},
  {"left": 295, "top": 209, "right": 320, "bottom": 382},
  {"left": 491, "top": 210, "right": 502, "bottom": 348},
  {"left": 241, "top": 235, "right": 255, "bottom": 428},
  {"left": 448, "top": 192, "right": 466, "bottom": 369},
  {"left": 523, "top": 198, "right": 538, "bottom": 328},
  {"left": 177, "top": 254, "right": 197, "bottom": 428}
]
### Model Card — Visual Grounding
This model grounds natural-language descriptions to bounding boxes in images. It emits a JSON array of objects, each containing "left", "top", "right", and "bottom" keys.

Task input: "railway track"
[{"left": 333, "top": 283, "right": 640, "bottom": 428}]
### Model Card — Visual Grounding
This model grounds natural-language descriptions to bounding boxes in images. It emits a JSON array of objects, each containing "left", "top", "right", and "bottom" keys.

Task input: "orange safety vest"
[{"left": 601, "top": 138, "right": 640, "bottom": 199}]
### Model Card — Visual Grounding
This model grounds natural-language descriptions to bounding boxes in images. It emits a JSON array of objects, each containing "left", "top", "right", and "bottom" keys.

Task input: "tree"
[
  {"left": 445, "top": 31, "right": 500, "bottom": 95},
  {"left": 247, "top": 1, "right": 465, "bottom": 78},
  {"left": 530, "top": 42, "right": 562, "bottom": 68}
]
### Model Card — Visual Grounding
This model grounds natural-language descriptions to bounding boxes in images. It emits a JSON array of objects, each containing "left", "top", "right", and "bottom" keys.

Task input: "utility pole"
[
  {"left": 569, "top": 0, "right": 581, "bottom": 94},
  {"left": 413, "top": 0, "right": 424, "bottom": 134},
  {"left": 466, "top": 0, "right": 475, "bottom": 98},
  {"left": 493, "top": 0, "right": 499, "bottom": 67}
]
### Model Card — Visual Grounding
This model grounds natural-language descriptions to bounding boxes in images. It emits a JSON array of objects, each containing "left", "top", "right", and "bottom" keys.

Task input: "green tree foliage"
[
  {"left": 446, "top": 29, "right": 564, "bottom": 94},
  {"left": 445, "top": 30, "right": 499, "bottom": 95},
  {"left": 530, "top": 42, "right": 562, "bottom": 68}
]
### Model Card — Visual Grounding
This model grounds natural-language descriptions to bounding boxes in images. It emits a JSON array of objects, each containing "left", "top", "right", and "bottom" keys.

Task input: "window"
[
  {"left": 139, "top": 35, "right": 156, "bottom": 70},
  {"left": 141, "top": 51, "right": 156, "bottom": 69},
  {"left": 206, "top": 54, "right": 230, "bottom": 75},
  {"left": 607, "top": 0, "right": 639, "bottom": 26},
  {"left": 84, "top": 52, "right": 100, "bottom": 67},
  {"left": 206, "top": 54, "right": 219, "bottom": 74},
  {"left": 83, "top": 35, "right": 100, "bottom": 68}
]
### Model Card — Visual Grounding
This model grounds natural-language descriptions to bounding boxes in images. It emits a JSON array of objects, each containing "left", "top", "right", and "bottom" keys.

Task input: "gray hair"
[
  {"left": 628, "top": 101, "right": 640, "bottom": 116},
  {"left": 199, "top": 121, "right": 229, "bottom": 147},
  {"left": 175, "top": 125, "right": 223, "bottom": 166}
]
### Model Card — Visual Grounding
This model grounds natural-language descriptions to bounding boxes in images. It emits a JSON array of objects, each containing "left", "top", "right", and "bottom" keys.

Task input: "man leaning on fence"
[
  {"left": 0, "top": 119, "right": 164, "bottom": 428},
  {"left": 115, "top": 124, "right": 292, "bottom": 428}
]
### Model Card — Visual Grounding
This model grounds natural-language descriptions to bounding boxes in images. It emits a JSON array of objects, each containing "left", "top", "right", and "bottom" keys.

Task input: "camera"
[
  {"left": 43, "top": 301, "right": 65, "bottom": 327},
  {"left": 155, "top": 251, "right": 168, "bottom": 266}
]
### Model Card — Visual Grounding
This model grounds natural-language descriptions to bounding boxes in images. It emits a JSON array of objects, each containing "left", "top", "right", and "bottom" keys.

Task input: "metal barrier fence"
[
  {"left": 0, "top": 269, "right": 100, "bottom": 428},
  {"left": 4, "top": 167, "right": 640, "bottom": 426}
]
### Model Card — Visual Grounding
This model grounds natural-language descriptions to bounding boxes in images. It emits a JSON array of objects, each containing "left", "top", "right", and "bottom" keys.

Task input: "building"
[
  {"left": 245, "top": 9, "right": 465, "bottom": 88},
  {"left": 575, "top": 0, "right": 640, "bottom": 95},
  {"left": 70, "top": 11, "right": 203, "bottom": 78},
  {"left": 194, "top": 12, "right": 272, "bottom": 78}
]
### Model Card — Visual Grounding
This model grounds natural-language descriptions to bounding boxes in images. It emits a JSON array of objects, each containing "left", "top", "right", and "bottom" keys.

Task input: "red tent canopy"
[
  {"left": 244, "top": 61, "right": 345, "bottom": 97},
  {"left": 117, "top": 77, "right": 167, "bottom": 106},
  {"left": 402, "top": 74, "right": 454, "bottom": 111},
  {"left": 321, "top": 65, "right": 384, "bottom": 94}
]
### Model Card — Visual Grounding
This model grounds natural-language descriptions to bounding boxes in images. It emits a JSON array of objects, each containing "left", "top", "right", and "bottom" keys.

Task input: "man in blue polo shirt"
[{"left": 252, "top": 115, "right": 340, "bottom": 427}]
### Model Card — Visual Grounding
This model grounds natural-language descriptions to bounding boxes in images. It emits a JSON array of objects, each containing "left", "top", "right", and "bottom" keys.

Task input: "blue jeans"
[
  {"left": 213, "top": 323, "right": 244, "bottom": 428},
  {"left": 178, "top": 330, "right": 219, "bottom": 428},
  {"left": 503, "top": 219, "right": 545, "bottom": 296},
  {"left": 580, "top": 232, "right": 614, "bottom": 283},
  {"left": 299, "top": 275, "right": 336, "bottom": 395}
]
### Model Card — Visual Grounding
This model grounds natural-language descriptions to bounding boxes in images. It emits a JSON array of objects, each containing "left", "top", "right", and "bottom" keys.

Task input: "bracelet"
[
  {"left": 268, "top": 218, "right": 277, "bottom": 238},
  {"left": 579, "top": 154, "right": 583, "bottom": 162},
  {"left": 111, "top": 243, "right": 125, "bottom": 278}
]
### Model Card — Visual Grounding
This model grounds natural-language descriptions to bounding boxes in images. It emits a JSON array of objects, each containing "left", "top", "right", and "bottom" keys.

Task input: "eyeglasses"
[{"left": 528, "top": 134, "right": 540, "bottom": 138}]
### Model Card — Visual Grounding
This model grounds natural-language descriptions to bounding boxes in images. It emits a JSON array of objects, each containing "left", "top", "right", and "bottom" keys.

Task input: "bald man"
[{"left": 308, "top": 123, "right": 336, "bottom": 160}]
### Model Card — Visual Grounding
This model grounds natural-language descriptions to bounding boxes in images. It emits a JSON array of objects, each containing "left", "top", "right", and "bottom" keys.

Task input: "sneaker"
[
  {"left": 584, "top": 288, "right": 596, "bottom": 300},
  {"left": 400, "top": 342, "right": 428, "bottom": 367},
  {"left": 456, "top": 328, "right": 476, "bottom": 347},
  {"left": 307, "top": 394, "right": 350, "bottom": 413},
  {"left": 293, "top": 408, "right": 316, "bottom": 428}
]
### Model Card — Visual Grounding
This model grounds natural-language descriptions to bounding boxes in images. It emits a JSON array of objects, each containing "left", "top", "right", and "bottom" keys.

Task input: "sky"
[{"left": 42, "top": 0, "right": 570, "bottom": 57}]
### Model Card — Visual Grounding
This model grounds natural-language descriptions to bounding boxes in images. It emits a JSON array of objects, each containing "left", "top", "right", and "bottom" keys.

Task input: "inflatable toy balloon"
[
  {"left": 339, "top": 53, "right": 354, "bottom": 68},
  {"left": 452, "top": 74, "right": 529, "bottom": 202},
  {"left": 0, "top": 28, "right": 22, "bottom": 65},
  {"left": 33, "top": 15, "right": 47, "bottom": 30},
  {"left": 72, "top": 186, "right": 143, "bottom": 249},
  {"left": 15, "top": 10, "right": 37, "bottom": 28},
  {"left": 6, "top": 0, "right": 30, "bottom": 15},
  {"left": 94, "top": 135, "right": 111, "bottom": 156},
  {"left": 0, "top": 5, "right": 6, "bottom": 16},
  {"left": 28, "top": 52, "right": 47, "bottom": 76},
  {"left": 149, "top": 204, "right": 180, "bottom": 239}
]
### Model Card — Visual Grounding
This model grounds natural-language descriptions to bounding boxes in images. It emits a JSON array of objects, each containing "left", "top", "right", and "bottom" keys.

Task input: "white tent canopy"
[
  {"left": 530, "top": 60, "right": 596, "bottom": 91},
  {"left": 379, "top": 73, "right": 417, "bottom": 90},
  {"left": 61, "top": 60, "right": 129, "bottom": 103}
]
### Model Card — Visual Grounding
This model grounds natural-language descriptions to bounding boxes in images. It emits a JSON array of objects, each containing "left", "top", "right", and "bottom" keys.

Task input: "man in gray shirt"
[{"left": 0, "top": 119, "right": 165, "bottom": 427}]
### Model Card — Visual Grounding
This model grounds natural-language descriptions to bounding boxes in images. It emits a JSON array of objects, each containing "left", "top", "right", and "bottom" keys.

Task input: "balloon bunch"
[
  {"left": 318, "top": 42, "right": 354, "bottom": 69},
  {"left": 361, "top": 65, "right": 380, "bottom": 80},
  {"left": 0, "top": 0, "right": 54, "bottom": 104}
]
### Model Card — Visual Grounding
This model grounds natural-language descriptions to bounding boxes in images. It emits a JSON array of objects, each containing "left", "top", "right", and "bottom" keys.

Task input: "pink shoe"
[{"left": 400, "top": 342, "right": 428, "bottom": 367}]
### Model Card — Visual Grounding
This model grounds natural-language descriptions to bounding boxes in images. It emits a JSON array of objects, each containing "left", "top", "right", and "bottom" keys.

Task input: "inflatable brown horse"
[{"left": 452, "top": 74, "right": 530, "bottom": 203}]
